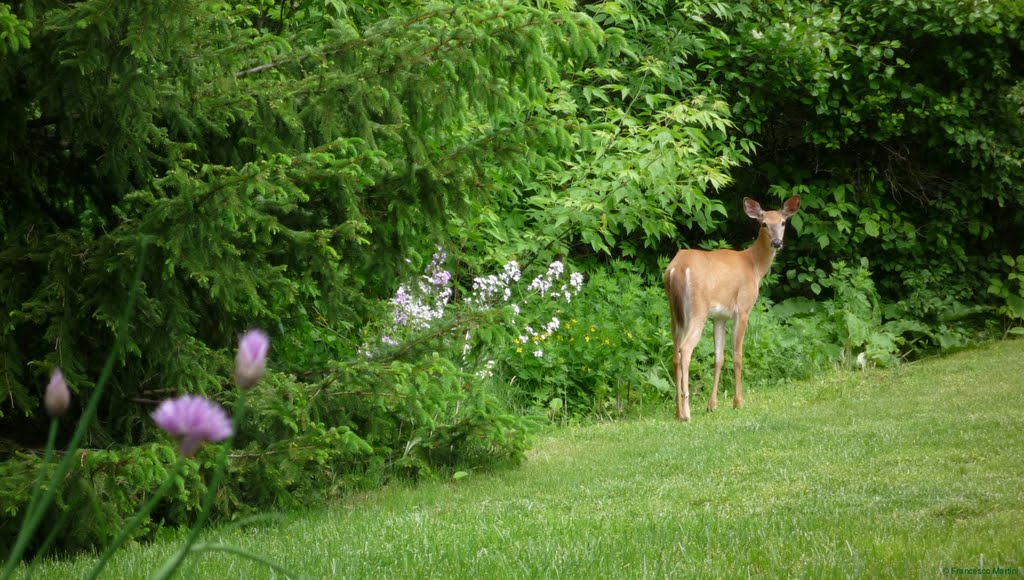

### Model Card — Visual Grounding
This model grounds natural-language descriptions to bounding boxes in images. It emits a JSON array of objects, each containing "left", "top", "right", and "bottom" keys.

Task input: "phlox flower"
[
  {"left": 569, "top": 272, "right": 584, "bottom": 291},
  {"left": 431, "top": 269, "right": 452, "bottom": 287},
  {"left": 476, "top": 360, "right": 496, "bottom": 379},
  {"left": 527, "top": 260, "right": 567, "bottom": 297},
  {"left": 501, "top": 261, "right": 522, "bottom": 284},
  {"left": 152, "top": 395, "right": 233, "bottom": 456},
  {"left": 467, "top": 260, "right": 523, "bottom": 308},
  {"left": 547, "top": 261, "right": 564, "bottom": 278},
  {"left": 527, "top": 275, "right": 551, "bottom": 296},
  {"left": 428, "top": 248, "right": 453, "bottom": 288},
  {"left": 393, "top": 286, "right": 411, "bottom": 308},
  {"left": 544, "top": 317, "right": 561, "bottom": 334},
  {"left": 469, "top": 274, "right": 505, "bottom": 307},
  {"left": 390, "top": 250, "right": 453, "bottom": 331}
]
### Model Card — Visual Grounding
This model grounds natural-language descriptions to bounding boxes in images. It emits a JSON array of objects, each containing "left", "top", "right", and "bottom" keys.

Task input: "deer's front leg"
[
  {"left": 709, "top": 318, "right": 726, "bottom": 412},
  {"left": 732, "top": 314, "right": 748, "bottom": 408}
]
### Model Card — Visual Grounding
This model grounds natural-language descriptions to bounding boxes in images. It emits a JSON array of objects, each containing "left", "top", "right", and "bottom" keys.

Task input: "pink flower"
[
  {"left": 152, "top": 395, "right": 233, "bottom": 456},
  {"left": 44, "top": 368, "right": 71, "bottom": 418},
  {"left": 234, "top": 329, "right": 269, "bottom": 389}
]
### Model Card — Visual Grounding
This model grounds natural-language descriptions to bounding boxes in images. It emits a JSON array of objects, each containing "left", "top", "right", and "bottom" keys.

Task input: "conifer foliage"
[
  {"left": 0, "top": 0, "right": 599, "bottom": 415},
  {"left": 0, "top": 0, "right": 601, "bottom": 555}
]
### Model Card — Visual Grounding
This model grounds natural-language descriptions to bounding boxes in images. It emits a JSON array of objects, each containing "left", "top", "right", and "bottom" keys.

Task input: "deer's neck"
[{"left": 745, "top": 227, "right": 778, "bottom": 281}]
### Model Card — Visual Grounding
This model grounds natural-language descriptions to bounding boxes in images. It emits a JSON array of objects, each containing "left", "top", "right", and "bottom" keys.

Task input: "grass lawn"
[{"left": 22, "top": 340, "right": 1024, "bottom": 578}]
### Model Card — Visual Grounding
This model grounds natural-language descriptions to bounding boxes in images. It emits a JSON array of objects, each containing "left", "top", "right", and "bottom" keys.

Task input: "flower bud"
[
  {"left": 44, "top": 368, "right": 70, "bottom": 418},
  {"left": 234, "top": 329, "right": 269, "bottom": 389}
]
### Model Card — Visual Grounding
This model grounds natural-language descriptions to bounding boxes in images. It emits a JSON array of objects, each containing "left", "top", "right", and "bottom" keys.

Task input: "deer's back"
[{"left": 665, "top": 248, "right": 761, "bottom": 316}]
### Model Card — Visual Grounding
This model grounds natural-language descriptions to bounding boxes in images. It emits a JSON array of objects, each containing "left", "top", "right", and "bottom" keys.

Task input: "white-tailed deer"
[{"left": 664, "top": 196, "right": 800, "bottom": 421}]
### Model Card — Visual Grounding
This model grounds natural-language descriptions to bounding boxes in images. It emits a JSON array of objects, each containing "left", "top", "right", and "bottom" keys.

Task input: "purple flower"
[
  {"left": 152, "top": 395, "right": 233, "bottom": 456},
  {"left": 426, "top": 249, "right": 452, "bottom": 287},
  {"left": 393, "top": 285, "right": 410, "bottom": 308},
  {"left": 430, "top": 269, "right": 452, "bottom": 287},
  {"left": 234, "top": 329, "right": 270, "bottom": 389},
  {"left": 44, "top": 368, "right": 70, "bottom": 418}
]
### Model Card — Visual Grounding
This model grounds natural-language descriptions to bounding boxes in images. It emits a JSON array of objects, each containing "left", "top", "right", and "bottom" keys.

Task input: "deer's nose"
[{"left": 771, "top": 239, "right": 783, "bottom": 249}]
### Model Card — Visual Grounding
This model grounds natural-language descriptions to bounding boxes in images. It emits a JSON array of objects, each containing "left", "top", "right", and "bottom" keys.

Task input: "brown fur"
[{"left": 664, "top": 196, "right": 800, "bottom": 421}]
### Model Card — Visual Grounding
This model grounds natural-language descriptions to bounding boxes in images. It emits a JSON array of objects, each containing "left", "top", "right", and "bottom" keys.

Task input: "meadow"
[{"left": 23, "top": 340, "right": 1024, "bottom": 578}]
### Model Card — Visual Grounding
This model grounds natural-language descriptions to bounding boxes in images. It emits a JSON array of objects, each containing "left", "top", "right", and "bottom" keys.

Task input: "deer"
[{"left": 664, "top": 196, "right": 801, "bottom": 422}]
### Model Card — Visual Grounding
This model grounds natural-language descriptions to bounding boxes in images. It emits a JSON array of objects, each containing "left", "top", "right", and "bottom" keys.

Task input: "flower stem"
[
  {"left": 189, "top": 542, "right": 303, "bottom": 578},
  {"left": 150, "top": 394, "right": 247, "bottom": 580},
  {"left": 0, "top": 242, "right": 148, "bottom": 580},
  {"left": 86, "top": 455, "right": 187, "bottom": 580},
  {"left": 21, "top": 419, "right": 59, "bottom": 529}
]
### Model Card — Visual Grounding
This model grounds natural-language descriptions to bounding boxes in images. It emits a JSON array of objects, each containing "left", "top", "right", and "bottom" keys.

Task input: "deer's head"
[{"left": 743, "top": 196, "right": 801, "bottom": 249}]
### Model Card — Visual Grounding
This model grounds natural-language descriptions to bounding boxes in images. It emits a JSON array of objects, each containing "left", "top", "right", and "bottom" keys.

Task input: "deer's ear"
[
  {"left": 781, "top": 195, "right": 801, "bottom": 217},
  {"left": 743, "top": 198, "right": 764, "bottom": 220}
]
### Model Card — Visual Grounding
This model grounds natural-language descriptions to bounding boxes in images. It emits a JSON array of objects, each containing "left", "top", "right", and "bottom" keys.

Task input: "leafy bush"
[
  {"left": 1, "top": 344, "right": 532, "bottom": 559},
  {"left": 1, "top": 443, "right": 204, "bottom": 557},
  {"left": 772, "top": 258, "right": 979, "bottom": 369},
  {"left": 988, "top": 255, "right": 1024, "bottom": 336},
  {"left": 360, "top": 255, "right": 675, "bottom": 420},
  {"left": 492, "top": 263, "right": 669, "bottom": 419}
]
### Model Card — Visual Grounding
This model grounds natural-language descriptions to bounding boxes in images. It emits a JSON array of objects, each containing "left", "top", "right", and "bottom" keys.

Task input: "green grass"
[{"left": 22, "top": 340, "right": 1024, "bottom": 578}]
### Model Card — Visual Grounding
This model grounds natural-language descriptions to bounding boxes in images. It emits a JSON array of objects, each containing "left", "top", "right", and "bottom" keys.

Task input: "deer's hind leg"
[
  {"left": 667, "top": 269, "right": 698, "bottom": 422},
  {"left": 674, "top": 309, "right": 707, "bottom": 423}
]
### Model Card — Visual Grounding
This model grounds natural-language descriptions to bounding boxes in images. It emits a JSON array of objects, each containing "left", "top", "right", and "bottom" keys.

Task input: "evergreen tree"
[
  {"left": 0, "top": 0, "right": 600, "bottom": 421},
  {"left": 0, "top": 0, "right": 602, "bottom": 555}
]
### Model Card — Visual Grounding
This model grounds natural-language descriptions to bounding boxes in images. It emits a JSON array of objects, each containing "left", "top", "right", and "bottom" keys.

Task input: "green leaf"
[
  {"left": 863, "top": 219, "right": 880, "bottom": 237},
  {"left": 1005, "top": 295, "right": 1024, "bottom": 319}
]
